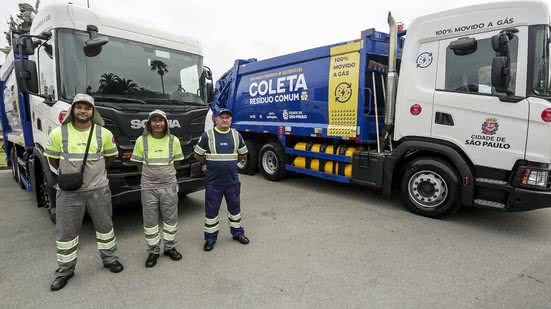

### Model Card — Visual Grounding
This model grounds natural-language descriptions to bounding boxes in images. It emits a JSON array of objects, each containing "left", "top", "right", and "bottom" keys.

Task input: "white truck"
[
  {"left": 1, "top": 3, "right": 212, "bottom": 222},
  {"left": 210, "top": 1, "right": 551, "bottom": 217}
]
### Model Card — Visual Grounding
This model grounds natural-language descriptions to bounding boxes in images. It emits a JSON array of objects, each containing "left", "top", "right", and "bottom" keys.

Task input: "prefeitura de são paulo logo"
[{"left": 481, "top": 118, "right": 499, "bottom": 135}]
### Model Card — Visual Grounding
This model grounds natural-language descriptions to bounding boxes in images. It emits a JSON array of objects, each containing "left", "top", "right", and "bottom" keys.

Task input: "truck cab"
[{"left": 2, "top": 3, "right": 212, "bottom": 221}]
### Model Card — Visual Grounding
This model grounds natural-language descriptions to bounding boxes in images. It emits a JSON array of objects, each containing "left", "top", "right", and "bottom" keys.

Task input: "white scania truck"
[{"left": 1, "top": 3, "right": 212, "bottom": 222}]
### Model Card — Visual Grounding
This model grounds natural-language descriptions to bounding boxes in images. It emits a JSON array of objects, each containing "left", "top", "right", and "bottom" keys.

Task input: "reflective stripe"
[
  {"left": 205, "top": 217, "right": 219, "bottom": 225},
  {"left": 163, "top": 222, "right": 177, "bottom": 232},
  {"left": 96, "top": 229, "right": 115, "bottom": 240},
  {"left": 163, "top": 233, "right": 176, "bottom": 241},
  {"left": 145, "top": 158, "right": 173, "bottom": 164},
  {"left": 231, "top": 129, "right": 239, "bottom": 153},
  {"left": 229, "top": 221, "right": 242, "bottom": 228},
  {"left": 64, "top": 153, "right": 104, "bottom": 160},
  {"left": 143, "top": 134, "right": 149, "bottom": 161},
  {"left": 144, "top": 225, "right": 159, "bottom": 235},
  {"left": 204, "top": 223, "right": 220, "bottom": 233},
  {"left": 206, "top": 153, "right": 238, "bottom": 161},
  {"left": 57, "top": 249, "right": 78, "bottom": 263},
  {"left": 61, "top": 124, "right": 69, "bottom": 155},
  {"left": 97, "top": 237, "right": 116, "bottom": 250},
  {"left": 228, "top": 213, "right": 241, "bottom": 221},
  {"left": 238, "top": 146, "right": 248, "bottom": 155},
  {"left": 95, "top": 125, "right": 103, "bottom": 154},
  {"left": 131, "top": 155, "right": 145, "bottom": 162},
  {"left": 194, "top": 144, "right": 207, "bottom": 155},
  {"left": 104, "top": 147, "right": 118, "bottom": 155},
  {"left": 146, "top": 235, "right": 161, "bottom": 246},
  {"left": 56, "top": 236, "right": 79, "bottom": 250},
  {"left": 45, "top": 149, "right": 61, "bottom": 157},
  {"left": 168, "top": 135, "right": 174, "bottom": 162},
  {"left": 207, "top": 129, "right": 217, "bottom": 154},
  {"left": 174, "top": 153, "right": 185, "bottom": 160}
]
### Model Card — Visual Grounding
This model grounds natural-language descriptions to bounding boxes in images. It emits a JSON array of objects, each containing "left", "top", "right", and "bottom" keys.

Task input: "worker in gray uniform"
[
  {"left": 45, "top": 94, "right": 123, "bottom": 291},
  {"left": 131, "top": 110, "right": 185, "bottom": 267}
]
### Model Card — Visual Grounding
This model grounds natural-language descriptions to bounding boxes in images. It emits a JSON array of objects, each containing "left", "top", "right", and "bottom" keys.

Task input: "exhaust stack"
[{"left": 384, "top": 12, "right": 399, "bottom": 138}]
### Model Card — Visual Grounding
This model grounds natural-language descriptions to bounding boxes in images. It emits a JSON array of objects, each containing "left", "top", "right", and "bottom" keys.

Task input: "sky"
[{"left": 0, "top": 0, "right": 548, "bottom": 79}]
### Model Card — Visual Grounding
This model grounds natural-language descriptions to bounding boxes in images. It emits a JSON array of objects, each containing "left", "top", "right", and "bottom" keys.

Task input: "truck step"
[
  {"left": 474, "top": 199, "right": 506, "bottom": 209},
  {"left": 475, "top": 178, "right": 511, "bottom": 191}
]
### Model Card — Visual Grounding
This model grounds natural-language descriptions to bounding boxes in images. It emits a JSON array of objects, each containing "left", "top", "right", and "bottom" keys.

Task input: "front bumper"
[
  {"left": 108, "top": 161, "right": 205, "bottom": 200},
  {"left": 506, "top": 187, "right": 551, "bottom": 212}
]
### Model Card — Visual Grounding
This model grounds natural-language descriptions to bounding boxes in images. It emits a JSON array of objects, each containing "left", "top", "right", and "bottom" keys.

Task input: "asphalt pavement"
[{"left": 1, "top": 169, "right": 550, "bottom": 309}]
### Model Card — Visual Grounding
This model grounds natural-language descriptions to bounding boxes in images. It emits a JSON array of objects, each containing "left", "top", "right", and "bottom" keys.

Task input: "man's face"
[
  {"left": 215, "top": 113, "right": 232, "bottom": 130},
  {"left": 149, "top": 115, "right": 167, "bottom": 135},
  {"left": 72, "top": 102, "right": 93, "bottom": 122}
]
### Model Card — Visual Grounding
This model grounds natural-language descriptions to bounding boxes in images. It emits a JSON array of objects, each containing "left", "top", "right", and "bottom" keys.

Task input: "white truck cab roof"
[
  {"left": 30, "top": 3, "right": 202, "bottom": 56},
  {"left": 408, "top": 1, "right": 550, "bottom": 43}
]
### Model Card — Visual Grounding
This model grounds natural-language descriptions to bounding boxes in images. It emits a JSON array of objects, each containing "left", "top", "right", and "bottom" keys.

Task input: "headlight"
[{"left": 519, "top": 167, "right": 549, "bottom": 188}]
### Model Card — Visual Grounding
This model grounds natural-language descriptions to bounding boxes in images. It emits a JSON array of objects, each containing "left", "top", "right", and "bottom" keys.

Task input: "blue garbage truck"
[{"left": 209, "top": 2, "right": 551, "bottom": 218}]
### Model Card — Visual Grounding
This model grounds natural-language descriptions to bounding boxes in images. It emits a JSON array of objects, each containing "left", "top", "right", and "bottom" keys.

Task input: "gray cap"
[
  {"left": 216, "top": 108, "right": 232, "bottom": 117},
  {"left": 62, "top": 93, "right": 104, "bottom": 126}
]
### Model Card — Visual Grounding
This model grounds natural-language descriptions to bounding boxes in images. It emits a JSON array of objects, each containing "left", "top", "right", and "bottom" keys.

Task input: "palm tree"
[
  {"left": 116, "top": 78, "right": 139, "bottom": 94},
  {"left": 150, "top": 60, "right": 169, "bottom": 94},
  {"left": 98, "top": 73, "right": 119, "bottom": 94}
]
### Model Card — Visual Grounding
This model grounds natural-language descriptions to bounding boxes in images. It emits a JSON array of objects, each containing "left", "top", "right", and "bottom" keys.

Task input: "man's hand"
[
  {"left": 105, "top": 157, "right": 116, "bottom": 169},
  {"left": 194, "top": 153, "right": 206, "bottom": 164},
  {"left": 48, "top": 158, "right": 60, "bottom": 170},
  {"left": 238, "top": 154, "right": 247, "bottom": 162}
]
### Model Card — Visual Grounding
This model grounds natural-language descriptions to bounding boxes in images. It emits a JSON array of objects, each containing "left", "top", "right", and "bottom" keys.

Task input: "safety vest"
[
  {"left": 205, "top": 128, "right": 241, "bottom": 161},
  {"left": 141, "top": 134, "right": 182, "bottom": 165},
  {"left": 60, "top": 124, "right": 105, "bottom": 161}
]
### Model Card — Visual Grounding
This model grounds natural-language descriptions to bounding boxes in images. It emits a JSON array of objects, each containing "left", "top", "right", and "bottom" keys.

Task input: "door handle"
[{"left": 435, "top": 112, "right": 454, "bottom": 126}]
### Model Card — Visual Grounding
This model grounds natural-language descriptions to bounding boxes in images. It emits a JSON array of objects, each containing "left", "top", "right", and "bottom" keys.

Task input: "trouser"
[
  {"left": 55, "top": 186, "right": 118, "bottom": 277},
  {"left": 204, "top": 182, "right": 244, "bottom": 242},
  {"left": 141, "top": 185, "right": 178, "bottom": 254}
]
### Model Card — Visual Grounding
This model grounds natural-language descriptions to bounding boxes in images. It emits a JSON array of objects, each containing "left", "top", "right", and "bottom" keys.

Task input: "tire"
[
  {"left": 10, "top": 146, "right": 19, "bottom": 183},
  {"left": 237, "top": 140, "right": 258, "bottom": 176},
  {"left": 258, "top": 142, "right": 287, "bottom": 181},
  {"left": 400, "top": 158, "right": 461, "bottom": 218},
  {"left": 38, "top": 173, "right": 56, "bottom": 224}
]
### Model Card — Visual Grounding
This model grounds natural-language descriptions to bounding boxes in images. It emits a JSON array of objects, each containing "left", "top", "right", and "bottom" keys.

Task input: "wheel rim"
[
  {"left": 262, "top": 150, "right": 278, "bottom": 175},
  {"left": 408, "top": 170, "right": 448, "bottom": 208}
]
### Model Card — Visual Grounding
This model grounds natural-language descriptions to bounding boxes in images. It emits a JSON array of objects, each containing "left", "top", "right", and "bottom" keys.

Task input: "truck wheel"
[
  {"left": 38, "top": 176, "right": 56, "bottom": 224},
  {"left": 10, "top": 146, "right": 19, "bottom": 183},
  {"left": 259, "top": 142, "right": 287, "bottom": 181},
  {"left": 400, "top": 158, "right": 460, "bottom": 218},
  {"left": 238, "top": 140, "right": 258, "bottom": 176}
]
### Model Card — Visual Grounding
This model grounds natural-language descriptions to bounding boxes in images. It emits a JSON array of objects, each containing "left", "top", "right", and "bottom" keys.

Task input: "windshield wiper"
[
  {"left": 92, "top": 95, "right": 147, "bottom": 104},
  {"left": 146, "top": 98, "right": 206, "bottom": 106}
]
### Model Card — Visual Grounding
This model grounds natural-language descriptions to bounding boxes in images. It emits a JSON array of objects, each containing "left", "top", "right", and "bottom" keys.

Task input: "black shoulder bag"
[{"left": 57, "top": 124, "right": 95, "bottom": 191}]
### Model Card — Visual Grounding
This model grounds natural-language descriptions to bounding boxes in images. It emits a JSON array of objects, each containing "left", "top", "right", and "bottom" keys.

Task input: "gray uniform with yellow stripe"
[
  {"left": 45, "top": 122, "right": 119, "bottom": 276},
  {"left": 131, "top": 110, "right": 185, "bottom": 254}
]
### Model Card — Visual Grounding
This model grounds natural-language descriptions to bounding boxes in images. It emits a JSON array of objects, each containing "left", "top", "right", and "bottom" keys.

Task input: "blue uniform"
[{"left": 194, "top": 127, "right": 248, "bottom": 241}]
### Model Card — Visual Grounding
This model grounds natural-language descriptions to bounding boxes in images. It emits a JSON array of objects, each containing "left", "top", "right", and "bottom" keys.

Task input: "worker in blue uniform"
[{"left": 194, "top": 108, "right": 250, "bottom": 251}]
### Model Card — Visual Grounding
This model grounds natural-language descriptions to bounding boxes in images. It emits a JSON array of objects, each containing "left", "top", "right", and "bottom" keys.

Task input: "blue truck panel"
[{"left": 212, "top": 30, "right": 403, "bottom": 182}]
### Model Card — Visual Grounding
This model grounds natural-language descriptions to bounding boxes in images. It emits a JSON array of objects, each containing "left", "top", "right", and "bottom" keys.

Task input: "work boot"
[
  {"left": 203, "top": 241, "right": 215, "bottom": 252},
  {"left": 50, "top": 273, "right": 74, "bottom": 291},
  {"left": 104, "top": 260, "right": 124, "bottom": 273},
  {"left": 145, "top": 254, "right": 159, "bottom": 268},
  {"left": 164, "top": 248, "right": 182, "bottom": 261},
  {"left": 233, "top": 235, "right": 250, "bottom": 245}
]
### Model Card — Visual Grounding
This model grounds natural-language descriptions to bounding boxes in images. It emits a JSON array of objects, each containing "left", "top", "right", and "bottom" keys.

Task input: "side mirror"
[
  {"left": 14, "top": 37, "right": 35, "bottom": 55},
  {"left": 83, "top": 25, "right": 109, "bottom": 57},
  {"left": 203, "top": 66, "right": 215, "bottom": 103},
  {"left": 491, "top": 56, "right": 510, "bottom": 93},
  {"left": 449, "top": 37, "right": 477, "bottom": 55},
  {"left": 14, "top": 59, "right": 38, "bottom": 94}
]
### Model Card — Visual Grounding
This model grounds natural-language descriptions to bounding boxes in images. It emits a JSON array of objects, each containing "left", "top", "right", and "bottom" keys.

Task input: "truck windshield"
[
  {"left": 57, "top": 29, "right": 206, "bottom": 105},
  {"left": 531, "top": 25, "right": 551, "bottom": 97}
]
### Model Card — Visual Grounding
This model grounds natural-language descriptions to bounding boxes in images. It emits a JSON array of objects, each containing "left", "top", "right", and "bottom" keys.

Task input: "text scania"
[
  {"left": 131, "top": 119, "right": 181, "bottom": 129},
  {"left": 248, "top": 73, "right": 308, "bottom": 105}
]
